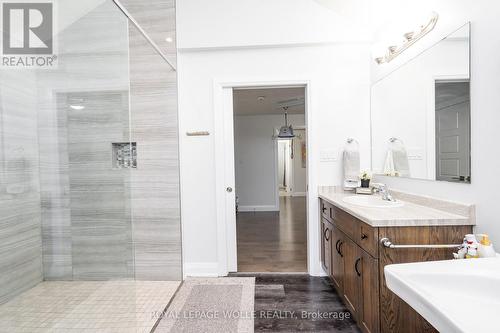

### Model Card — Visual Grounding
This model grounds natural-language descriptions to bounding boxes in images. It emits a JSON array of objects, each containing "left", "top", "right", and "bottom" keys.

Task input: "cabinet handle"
[
  {"left": 322, "top": 205, "right": 327, "bottom": 213},
  {"left": 338, "top": 242, "right": 344, "bottom": 257},
  {"left": 361, "top": 234, "right": 368, "bottom": 240},
  {"left": 324, "top": 228, "right": 330, "bottom": 241},
  {"left": 335, "top": 239, "right": 341, "bottom": 254},
  {"left": 355, "top": 258, "right": 361, "bottom": 276}
]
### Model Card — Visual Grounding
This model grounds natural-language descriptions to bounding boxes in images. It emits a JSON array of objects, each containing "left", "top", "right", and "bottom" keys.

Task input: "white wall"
[
  {"left": 176, "top": 0, "right": 372, "bottom": 50},
  {"left": 178, "top": 43, "right": 371, "bottom": 275},
  {"left": 234, "top": 114, "right": 305, "bottom": 211},
  {"left": 371, "top": 0, "right": 500, "bottom": 245},
  {"left": 178, "top": 0, "right": 500, "bottom": 276}
]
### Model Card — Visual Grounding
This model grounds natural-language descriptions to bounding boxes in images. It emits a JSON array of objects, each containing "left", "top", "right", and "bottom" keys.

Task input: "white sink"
[
  {"left": 385, "top": 258, "right": 500, "bottom": 333},
  {"left": 342, "top": 195, "right": 404, "bottom": 208}
]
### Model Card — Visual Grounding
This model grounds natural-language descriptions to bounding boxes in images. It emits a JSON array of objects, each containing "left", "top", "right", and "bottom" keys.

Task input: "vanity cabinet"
[
  {"left": 321, "top": 203, "right": 379, "bottom": 333},
  {"left": 319, "top": 198, "right": 472, "bottom": 333},
  {"left": 337, "top": 235, "right": 379, "bottom": 333}
]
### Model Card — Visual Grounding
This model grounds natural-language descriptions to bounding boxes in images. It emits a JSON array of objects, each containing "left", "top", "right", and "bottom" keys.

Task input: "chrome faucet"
[{"left": 373, "top": 183, "right": 395, "bottom": 202}]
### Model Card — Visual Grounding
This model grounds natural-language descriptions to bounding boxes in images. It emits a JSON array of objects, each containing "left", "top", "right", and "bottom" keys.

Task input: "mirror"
[{"left": 371, "top": 23, "right": 471, "bottom": 183}]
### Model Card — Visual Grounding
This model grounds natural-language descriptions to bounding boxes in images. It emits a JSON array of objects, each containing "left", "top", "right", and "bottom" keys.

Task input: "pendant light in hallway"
[{"left": 277, "top": 109, "right": 295, "bottom": 139}]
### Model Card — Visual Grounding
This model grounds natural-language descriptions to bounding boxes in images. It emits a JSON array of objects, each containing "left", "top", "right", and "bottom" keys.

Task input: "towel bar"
[
  {"left": 186, "top": 131, "right": 210, "bottom": 136},
  {"left": 380, "top": 237, "right": 461, "bottom": 249}
]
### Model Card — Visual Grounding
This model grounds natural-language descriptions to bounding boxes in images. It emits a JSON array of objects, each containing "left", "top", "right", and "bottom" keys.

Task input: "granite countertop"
[{"left": 318, "top": 186, "right": 475, "bottom": 227}]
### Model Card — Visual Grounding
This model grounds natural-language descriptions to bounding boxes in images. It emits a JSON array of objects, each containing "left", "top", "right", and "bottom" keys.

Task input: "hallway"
[{"left": 237, "top": 196, "right": 307, "bottom": 272}]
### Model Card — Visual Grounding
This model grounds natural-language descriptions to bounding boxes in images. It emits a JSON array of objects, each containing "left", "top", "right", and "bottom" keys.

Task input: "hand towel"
[
  {"left": 383, "top": 150, "right": 396, "bottom": 176},
  {"left": 384, "top": 145, "right": 411, "bottom": 177},
  {"left": 343, "top": 147, "right": 360, "bottom": 189},
  {"left": 392, "top": 145, "right": 410, "bottom": 177}
]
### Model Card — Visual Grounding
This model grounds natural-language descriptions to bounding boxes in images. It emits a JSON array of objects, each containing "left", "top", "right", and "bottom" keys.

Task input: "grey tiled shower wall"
[
  {"left": 0, "top": 0, "right": 181, "bottom": 304},
  {"left": 0, "top": 71, "right": 43, "bottom": 304}
]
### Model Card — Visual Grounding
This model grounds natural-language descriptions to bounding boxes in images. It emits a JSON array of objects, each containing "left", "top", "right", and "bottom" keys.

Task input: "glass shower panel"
[
  {"left": 38, "top": 0, "right": 133, "bottom": 280},
  {"left": 0, "top": 63, "right": 42, "bottom": 304},
  {"left": 0, "top": 0, "right": 133, "bottom": 302},
  {"left": 0, "top": 0, "right": 181, "bottom": 309}
]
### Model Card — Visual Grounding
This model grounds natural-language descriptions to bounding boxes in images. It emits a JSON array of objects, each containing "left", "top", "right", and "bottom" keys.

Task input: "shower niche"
[{"left": 112, "top": 142, "right": 137, "bottom": 169}]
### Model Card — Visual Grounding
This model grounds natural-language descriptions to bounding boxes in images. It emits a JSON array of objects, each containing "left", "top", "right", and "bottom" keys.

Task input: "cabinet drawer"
[
  {"left": 357, "top": 222, "right": 379, "bottom": 258},
  {"left": 320, "top": 200, "right": 334, "bottom": 222},
  {"left": 332, "top": 206, "right": 356, "bottom": 239}
]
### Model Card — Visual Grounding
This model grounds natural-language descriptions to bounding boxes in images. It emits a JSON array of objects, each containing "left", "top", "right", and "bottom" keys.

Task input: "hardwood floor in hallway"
[{"left": 237, "top": 196, "right": 307, "bottom": 272}]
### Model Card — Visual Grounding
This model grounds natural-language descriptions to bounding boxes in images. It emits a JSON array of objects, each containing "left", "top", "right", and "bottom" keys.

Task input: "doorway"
[
  {"left": 232, "top": 87, "right": 308, "bottom": 272},
  {"left": 435, "top": 80, "right": 471, "bottom": 183}
]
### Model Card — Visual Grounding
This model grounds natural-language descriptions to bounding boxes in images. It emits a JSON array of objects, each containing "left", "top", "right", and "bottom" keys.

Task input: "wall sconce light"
[{"left": 374, "top": 12, "right": 439, "bottom": 65}]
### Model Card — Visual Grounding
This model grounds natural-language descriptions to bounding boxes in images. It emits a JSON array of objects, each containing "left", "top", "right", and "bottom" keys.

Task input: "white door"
[
  {"left": 216, "top": 83, "right": 311, "bottom": 275},
  {"left": 277, "top": 140, "right": 293, "bottom": 195},
  {"left": 291, "top": 129, "right": 307, "bottom": 196},
  {"left": 435, "top": 81, "right": 470, "bottom": 182},
  {"left": 222, "top": 87, "right": 237, "bottom": 272}
]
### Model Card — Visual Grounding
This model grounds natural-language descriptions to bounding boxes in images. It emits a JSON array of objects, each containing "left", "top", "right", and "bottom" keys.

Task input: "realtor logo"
[{"left": 1, "top": 1, "right": 56, "bottom": 67}]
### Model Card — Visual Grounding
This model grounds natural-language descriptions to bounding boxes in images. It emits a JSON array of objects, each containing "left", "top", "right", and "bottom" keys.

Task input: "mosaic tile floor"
[{"left": 0, "top": 280, "right": 180, "bottom": 333}]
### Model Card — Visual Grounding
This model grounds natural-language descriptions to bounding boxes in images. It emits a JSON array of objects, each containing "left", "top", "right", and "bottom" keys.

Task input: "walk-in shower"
[{"left": 0, "top": 0, "right": 181, "bottom": 331}]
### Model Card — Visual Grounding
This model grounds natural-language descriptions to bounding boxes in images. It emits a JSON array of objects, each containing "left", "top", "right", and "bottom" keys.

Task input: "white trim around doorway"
[{"left": 213, "top": 78, "right": 321, "bottom": 277}]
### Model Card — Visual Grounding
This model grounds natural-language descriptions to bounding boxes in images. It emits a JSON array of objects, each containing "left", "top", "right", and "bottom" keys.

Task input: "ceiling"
[
  {"left": 436, "top": 81, "right": 470, "bottom": 107},
  {"left": 233, "top": 87, "right": 305, "bottom": 116}
]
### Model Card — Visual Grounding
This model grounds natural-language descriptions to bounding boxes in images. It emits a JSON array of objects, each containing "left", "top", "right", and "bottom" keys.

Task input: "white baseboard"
[
  {"left": 238, "top": 205, "right": 279, "bottom": 212},
  {"left": 312, "top": 266, "right": 329, "bottom": 277},
  {"left": 183, "top": 262, "right": 219, "bottom": 278},
  {"left": 291, "top": 192, "right": 306, "bottom": 197}
]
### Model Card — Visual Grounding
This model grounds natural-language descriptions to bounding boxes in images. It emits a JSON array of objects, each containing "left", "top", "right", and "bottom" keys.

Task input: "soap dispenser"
[{"left": 477, "top": 234, "right": 496, "bottom": 258}]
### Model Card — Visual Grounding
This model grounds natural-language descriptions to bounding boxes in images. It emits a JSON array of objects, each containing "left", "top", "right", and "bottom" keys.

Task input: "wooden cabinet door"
[
  {"left": 342, "top": 237, "right": 361, "bottom": 319},
  {"left": 330, "top": 225, "right": 344, "bottom": 291},
  {"left": 358, "top": 248, "right": 380, "bottom": 333},
  {"left": 321, "top": 219, "right": 332, "bottom": 276}
]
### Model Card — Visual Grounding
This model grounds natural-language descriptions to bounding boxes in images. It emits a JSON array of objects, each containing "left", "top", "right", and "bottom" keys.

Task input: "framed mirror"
[{"left": 371, "top": 23, "right": 471, "bottom": 183}]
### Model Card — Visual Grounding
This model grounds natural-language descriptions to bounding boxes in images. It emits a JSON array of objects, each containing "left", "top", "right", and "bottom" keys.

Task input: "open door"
[{"left": 222, "top": 87, "right": 238, "bottom": 272}]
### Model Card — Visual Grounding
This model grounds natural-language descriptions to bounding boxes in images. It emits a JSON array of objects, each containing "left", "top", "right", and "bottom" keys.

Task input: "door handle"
[
  {"left": 355, "top": 258, "right": 361, "bottom": 276},
  {"left": 226, "top": 187, "right": 233, "bottom": 193},
  {"left": 324, "top": 228, "right": 330, "bottom": 241}
]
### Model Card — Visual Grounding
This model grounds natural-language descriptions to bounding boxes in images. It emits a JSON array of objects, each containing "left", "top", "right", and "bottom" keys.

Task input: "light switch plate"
[
  {"left": 320, "top": 149, "right": 338, "bottom": 162},
  {"left": 407, "top": 148, "right": 423, "bottom": 160}
]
